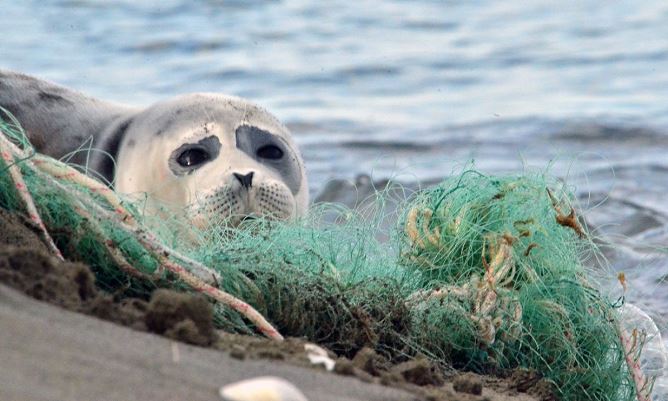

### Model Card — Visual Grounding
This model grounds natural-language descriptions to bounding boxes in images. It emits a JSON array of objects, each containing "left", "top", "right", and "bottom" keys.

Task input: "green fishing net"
[{"left": 0, "top": 115, "right": 644, "bottom": 401}]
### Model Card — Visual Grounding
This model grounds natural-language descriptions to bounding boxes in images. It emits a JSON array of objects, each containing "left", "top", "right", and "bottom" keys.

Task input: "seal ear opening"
[{"left": 95, "top": 117, "right": 134, "bottom": 186}]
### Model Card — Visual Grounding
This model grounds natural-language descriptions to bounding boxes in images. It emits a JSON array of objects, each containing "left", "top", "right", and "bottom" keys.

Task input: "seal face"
[
  {"left": 113, "top": 94, "right": 308, "bottom": 226},
  {"left": 0, "top": 71, "right": 308, "bottom": 226}
]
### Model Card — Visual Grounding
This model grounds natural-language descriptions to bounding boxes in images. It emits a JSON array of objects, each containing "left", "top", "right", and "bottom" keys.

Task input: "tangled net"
[
  {"left": 0, "top": 112, "right": 659, "bottom": 401},
  {"left": 397, "top": 171, "right": 647, "bottom": 400}
]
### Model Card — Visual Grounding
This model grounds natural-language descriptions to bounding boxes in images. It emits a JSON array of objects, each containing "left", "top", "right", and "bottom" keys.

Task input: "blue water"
[
  {"left": 2, "top": 1, "right": 668, "bottom": 330},
  {"left": 3, "top": 1, "right": 668, "bottom": 186}
]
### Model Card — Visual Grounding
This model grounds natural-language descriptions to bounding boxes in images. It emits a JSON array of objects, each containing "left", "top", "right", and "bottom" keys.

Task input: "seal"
[{"left": 0, "top": 70, "right": 308, "bottom": 226}]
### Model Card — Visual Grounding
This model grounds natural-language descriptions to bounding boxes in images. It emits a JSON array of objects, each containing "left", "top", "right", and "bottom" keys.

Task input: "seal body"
[{"left": 0, "top": 70, "right": 308, "bottom": 226}]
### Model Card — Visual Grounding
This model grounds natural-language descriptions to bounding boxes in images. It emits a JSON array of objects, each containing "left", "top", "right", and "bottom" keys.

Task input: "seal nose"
[{"left": 233, "top": 172, "right": 254, "bottom": 189}]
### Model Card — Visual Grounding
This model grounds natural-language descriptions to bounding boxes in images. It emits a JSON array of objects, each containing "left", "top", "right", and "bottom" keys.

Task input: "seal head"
[
  {"left": 114, "top": 94, "right": 308, "bottom": 226},
  {"left": 0, "top": 70, "right": 308, "bottom": 226}
]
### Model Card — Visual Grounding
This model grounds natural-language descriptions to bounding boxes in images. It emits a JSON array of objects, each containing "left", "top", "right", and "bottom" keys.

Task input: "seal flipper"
[{"left": 0, "top": 69, "right": 137, "bottom": 182}]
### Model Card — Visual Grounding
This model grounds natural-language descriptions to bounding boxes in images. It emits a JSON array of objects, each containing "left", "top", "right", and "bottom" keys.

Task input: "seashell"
[
  {"left": 304, "top": 343, "right": 336, "bottom": 371},
  {"left": 220, "top": 376, "right": 309, "bottom": 401}
]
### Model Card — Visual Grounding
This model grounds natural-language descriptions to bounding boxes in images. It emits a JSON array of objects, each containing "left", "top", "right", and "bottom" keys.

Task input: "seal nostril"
[{"left": 233, "top": 172, "right": 254, "bottom": 189}]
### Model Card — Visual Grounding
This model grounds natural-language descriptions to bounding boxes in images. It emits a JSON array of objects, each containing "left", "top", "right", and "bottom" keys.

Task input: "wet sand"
[{"left": 0, "top": 284, "right": 422, "bottom": 401}]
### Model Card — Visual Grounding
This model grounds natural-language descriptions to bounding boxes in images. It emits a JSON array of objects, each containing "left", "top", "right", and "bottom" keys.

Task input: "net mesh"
[{"left": 0, "top": 114, "right": 649, "bottom": 401}]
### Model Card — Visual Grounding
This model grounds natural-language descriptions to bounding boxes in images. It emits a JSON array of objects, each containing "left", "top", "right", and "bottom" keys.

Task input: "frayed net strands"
[
  {"left": 0, "top": 124, "right": 282, "bottom": 341},
  {"left": 0, "top": 132, "right": 63, "bottom": 260},
  {"left": 399, "top": 170, "right": 653, "bottom": 401}
]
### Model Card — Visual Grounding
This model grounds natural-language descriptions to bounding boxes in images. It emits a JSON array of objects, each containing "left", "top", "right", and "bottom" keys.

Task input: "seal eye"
[
  {"left": 177, "top": 148, "right": 210, "bottom": 167},
  {"left": 256, "top": 144, "right": 283, "bottom": 160}
]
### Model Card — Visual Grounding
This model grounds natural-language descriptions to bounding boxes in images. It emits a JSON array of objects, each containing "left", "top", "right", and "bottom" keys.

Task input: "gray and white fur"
[{"left": 0, "top": 70, "right": 309, "bottom": 226}]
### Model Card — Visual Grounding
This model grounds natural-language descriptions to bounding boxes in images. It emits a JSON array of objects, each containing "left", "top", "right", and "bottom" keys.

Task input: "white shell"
[
  {"left": 220, "top": 376, "right": 309, "bottom": 401},
  {"left": 304, "top": 343, "right": 336, "bottom": 372}
]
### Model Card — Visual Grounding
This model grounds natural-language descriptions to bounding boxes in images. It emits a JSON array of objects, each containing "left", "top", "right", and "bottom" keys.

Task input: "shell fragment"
[
  {"left": 220, "top": 376, "right": 309, "bottom": 401},
  {"left": 304, "top": 343, "right": 336, "bottom": 372}
]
